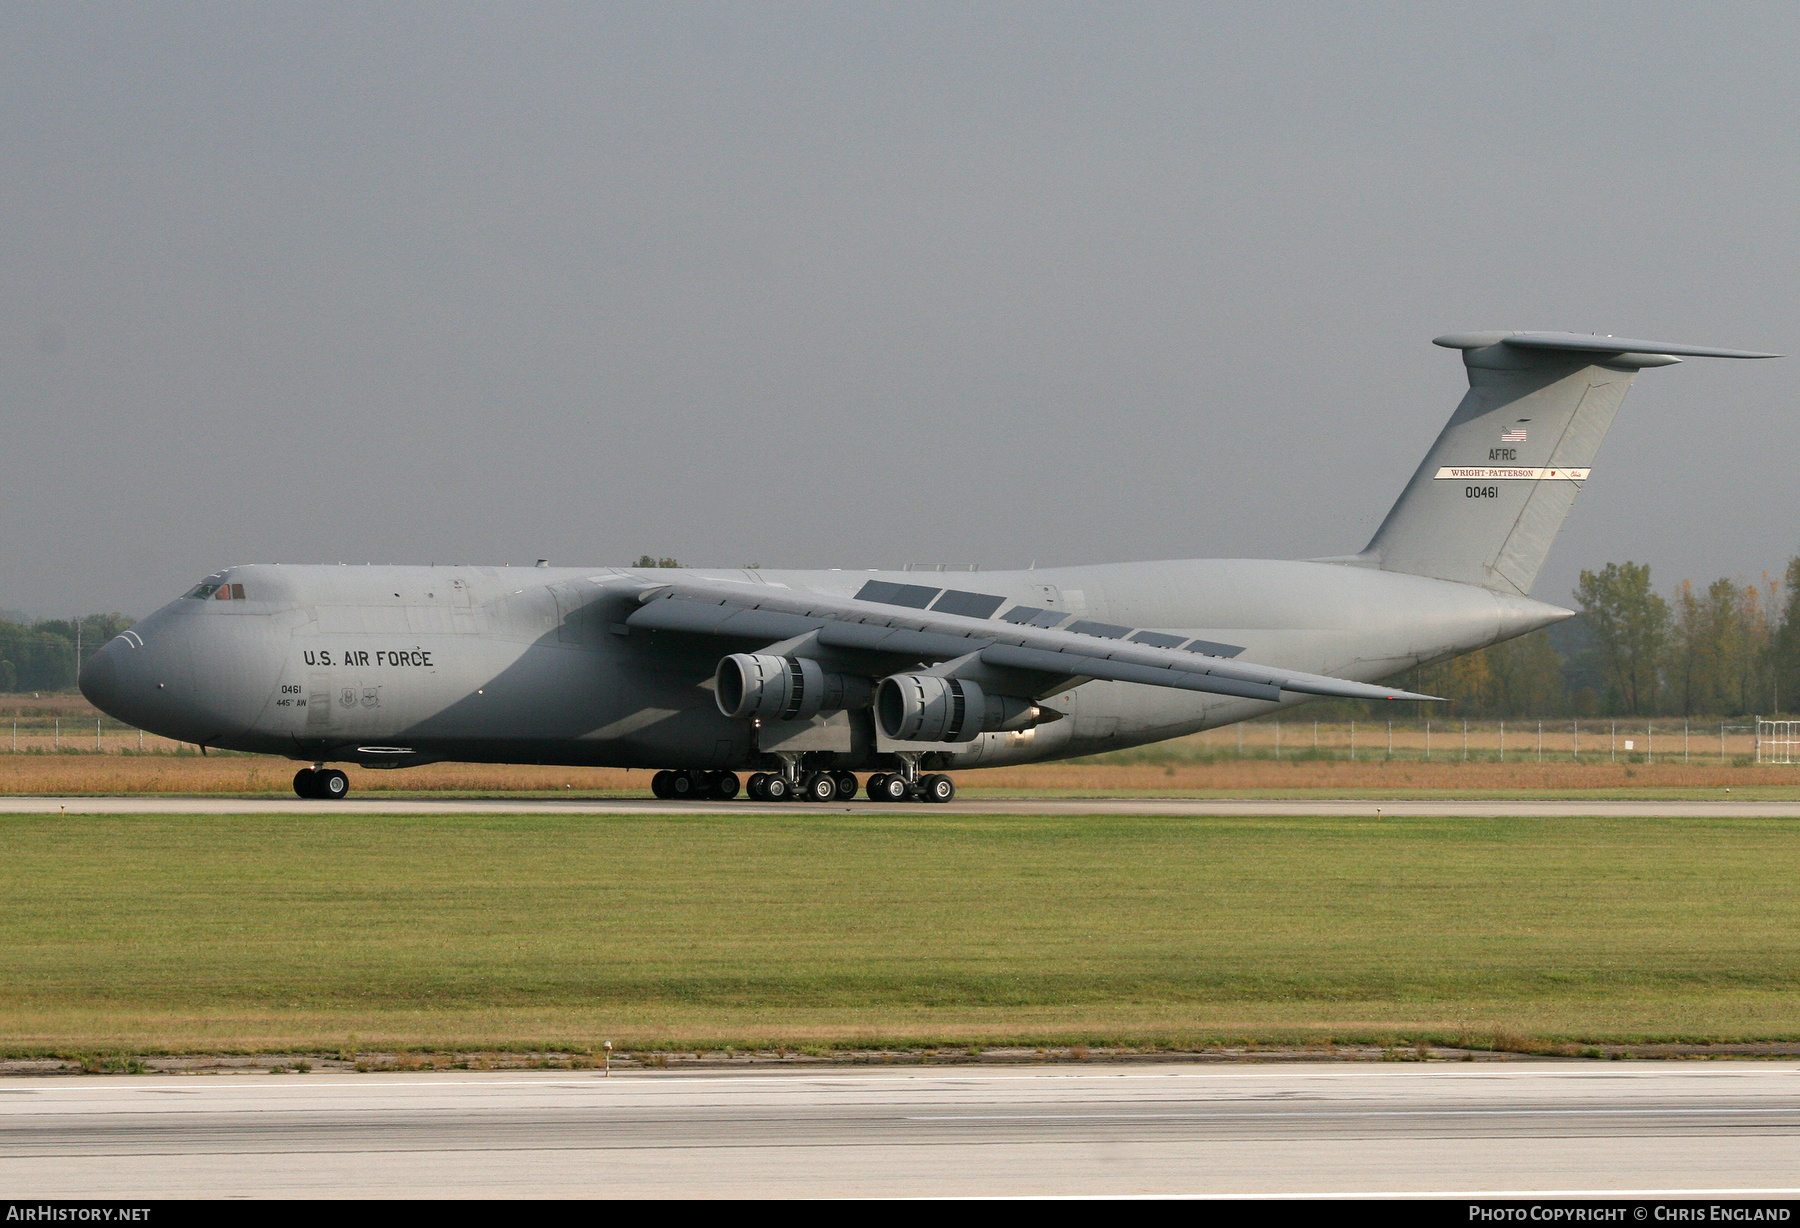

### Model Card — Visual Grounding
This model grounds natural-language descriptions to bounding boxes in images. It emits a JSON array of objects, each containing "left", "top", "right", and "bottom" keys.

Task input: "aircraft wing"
[{"left": 624, "top": 577, "right": 1439, "bottom": 704}]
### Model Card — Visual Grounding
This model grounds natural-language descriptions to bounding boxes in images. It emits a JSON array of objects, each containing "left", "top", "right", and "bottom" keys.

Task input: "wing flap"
[
  {"left": 981, "top": 643, "right": 1283, "bottom": 702},
  {"left": 816, "top": 620, "right": 985, "bottom": 659}
]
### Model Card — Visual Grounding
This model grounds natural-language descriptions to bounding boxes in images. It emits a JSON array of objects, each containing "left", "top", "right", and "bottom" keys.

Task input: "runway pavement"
[
  {"left": 6, "top": 794, "right": 1800, "bottom": 817},
  {"left": 2, "top": 1061, "right": 1799, "bottom": 1198}
]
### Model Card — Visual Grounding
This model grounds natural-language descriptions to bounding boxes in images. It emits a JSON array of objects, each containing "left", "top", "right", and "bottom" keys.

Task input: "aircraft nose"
[
  {"left": 78, "top": 638, "right": 125, "bottom": 717},
  {"left": 76, "top": 627, "right": 184, "bottom": 735}
]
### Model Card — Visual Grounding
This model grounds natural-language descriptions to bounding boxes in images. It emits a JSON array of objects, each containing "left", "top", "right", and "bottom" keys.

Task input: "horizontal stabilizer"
[{"left": 1434, "top": 331, "right": 1781, "bottom": 360}]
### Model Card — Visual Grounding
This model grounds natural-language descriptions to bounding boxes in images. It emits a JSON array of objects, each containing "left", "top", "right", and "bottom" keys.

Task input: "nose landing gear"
[{"left": 293, "top": 766, "right": 349, "bottom": 800}]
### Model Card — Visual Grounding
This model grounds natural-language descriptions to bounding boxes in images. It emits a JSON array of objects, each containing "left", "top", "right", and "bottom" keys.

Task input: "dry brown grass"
[
  {"left": 5, "top": 690, "right": 1795, "bottom": 796},
  {"left": 4, "top": 749, "right": 1800, "bottom": 797},
  {"left": 0, "top": 754, "right": 650, "bottom": 796},
  {"left": 958, "top": 757, "right": 1800, "bottom": 795}
]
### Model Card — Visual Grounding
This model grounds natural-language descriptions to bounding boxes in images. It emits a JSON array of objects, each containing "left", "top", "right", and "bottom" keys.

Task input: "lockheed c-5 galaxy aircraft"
[{"left": 81, "top": 330, "right": 1776, "bottom": 803}]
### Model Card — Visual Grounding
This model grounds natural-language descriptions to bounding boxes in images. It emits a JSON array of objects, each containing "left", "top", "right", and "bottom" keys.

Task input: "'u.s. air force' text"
[{"left": 301, "top": 649, "right": 434, "bottom": 668}]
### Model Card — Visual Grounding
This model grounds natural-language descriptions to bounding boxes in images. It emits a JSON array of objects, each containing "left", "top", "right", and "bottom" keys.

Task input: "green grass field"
[{"left": 4, "top": 810, "right": 1799, "bottom": 1054}]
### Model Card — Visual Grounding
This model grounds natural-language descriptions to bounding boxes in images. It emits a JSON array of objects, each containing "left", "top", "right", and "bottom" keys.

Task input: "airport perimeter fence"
[
  {"left": 0, "top": 708, "right": 189, "bottom": 755},
  {"left": 0, "top": 705, "right": 1794, "bottom": 766},
  {"left": 1132, "top": 717, "right": 1777, "bottom": 766}
]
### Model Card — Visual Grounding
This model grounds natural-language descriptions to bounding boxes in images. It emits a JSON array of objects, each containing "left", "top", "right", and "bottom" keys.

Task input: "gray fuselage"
[{"left": 80, "top": 559, "right": 1566, "bottom": 772}]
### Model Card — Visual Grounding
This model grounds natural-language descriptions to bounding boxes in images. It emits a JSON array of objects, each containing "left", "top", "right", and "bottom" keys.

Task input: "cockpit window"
[{"left": 183, "top": 581, "right": 247, "bottom": 601}]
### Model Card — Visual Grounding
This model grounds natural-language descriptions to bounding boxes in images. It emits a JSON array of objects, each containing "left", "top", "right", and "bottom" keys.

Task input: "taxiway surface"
[
  {"left": 6, "top": 795, "right": 1800, "bottom": 818},
  {"left": 4, "top": 1062, "right": 1799, "bottom": 1198}
]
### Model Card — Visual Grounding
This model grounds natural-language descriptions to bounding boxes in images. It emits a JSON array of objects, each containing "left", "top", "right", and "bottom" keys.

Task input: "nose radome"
[{"left": 78, "top": 640, "right": 123, "bottom": 718}]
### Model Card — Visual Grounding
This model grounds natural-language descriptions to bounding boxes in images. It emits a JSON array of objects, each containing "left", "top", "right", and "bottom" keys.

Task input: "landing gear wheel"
[
  {"left": 865, "top": 773, "right": 889, "bottom": 800},
  {"left": 747, "top": 772, "right": 770, "bottom": 800},
  {"left": 764, "top": 775, "right": 793, "bottom": 802},
  {"left": 714, "top": 772, "right": 741, "bottom": 800},
  {"left": 804, "top": 772, "right": 839, "bottom": 803},
  {"left": 920, "top": 773, "right": 955, "bottom": 803},
  {"left": 833, "top": 771, "right": 858, "bottom": 798},
  {"left": 669, "top": 771, "right": 700, "bottom": 799},
  {"left": 873, "top": 774, "right": 910, "bottom": 802},
  {"left": 293, "top": 768, "right": 318, "bottom": 799},
  {"left": 651, "top": 770, "right": 674, "bottom": 799},
  {"left": 318, "top": 769, "right": 350, "bottom": 800}
]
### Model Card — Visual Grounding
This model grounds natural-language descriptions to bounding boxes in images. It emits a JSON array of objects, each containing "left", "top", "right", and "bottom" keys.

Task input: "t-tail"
[{"left": 1349, "top": 331, "right": 1779, "bottom": 596}]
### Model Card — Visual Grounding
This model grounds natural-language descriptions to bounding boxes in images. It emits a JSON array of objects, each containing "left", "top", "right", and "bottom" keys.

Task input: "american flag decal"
[{"left": 1501, "top": 427, "right": 1527, "bottom": 442}]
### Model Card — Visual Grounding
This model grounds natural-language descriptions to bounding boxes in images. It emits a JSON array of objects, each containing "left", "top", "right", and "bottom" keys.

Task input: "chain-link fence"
[
  {"left": 1, "top": 709, "right": 187, "bottom": 754},
  {"left": 0, "top": 703, "right": 1779, "bottom": 765},
  {"left": 1143, "top": 718, "right": 1764, "bottom": 764}
]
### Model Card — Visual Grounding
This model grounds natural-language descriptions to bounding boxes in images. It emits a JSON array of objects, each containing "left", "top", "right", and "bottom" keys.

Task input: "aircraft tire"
[
  {"left": 651, "top": 770, "right": 674, "bottom": 799},
  {"left": 293, "top": 768, "right": 318, "bottom": 799},
  {"left": 865, "top": 773, "right": 888, "bottom": 800},
  {"left": 872, "top": 774, "right": 910, "bottom": 803},
  {"left": 803, "top": 772, "right": 838, "bottom": 803},
  {"left": 833, "top": 771, "right": 858, "bottom": 798},
  {"left": 318, "top": 769, "right": 350, "bottom": 800},
  {"left": 764, "top": 775, "right": 792, "bottom": 802},
  {"left": 714, "top": 772, "right": 741, "bottom": 800},
  {"left": 921, "top": 773, "right": 955, "bottom": 803},
  {"left": 669, "top": 771, "right": 700, "bottom": 799},
  {"left": 746, "top": 772, "right": 768, "bottom": 800}
]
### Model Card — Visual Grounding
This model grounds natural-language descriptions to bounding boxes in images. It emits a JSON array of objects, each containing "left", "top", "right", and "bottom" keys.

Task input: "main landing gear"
[
  {"left": 744, "top": 769, "right": 861, "bottom": 802},
  {"left": 860, "top": 751, "right": 954, "bottom": 803},
  {"left": 294, "top": 766, "right": 349, "bottom": 800},
  {"left": 648, "top": 758, "right": 955, "bottom": 804},
  {"left": 650, "top": 769, "right": 741, "bottom": 800},
  {"left": 864, "top": 772, "right": 955, "bottom": 803}
]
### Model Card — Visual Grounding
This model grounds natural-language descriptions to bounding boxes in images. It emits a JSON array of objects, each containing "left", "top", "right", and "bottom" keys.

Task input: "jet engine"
[
  {"left": 714, "top": 653, "right": 873, "bottom": 722},
  {"left": 875, "top": 674, "right": 1039, "bottom": 742}
]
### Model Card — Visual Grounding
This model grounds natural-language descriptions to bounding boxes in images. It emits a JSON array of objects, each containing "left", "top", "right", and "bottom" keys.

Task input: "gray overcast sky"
[{"left": 3, "top": 2, "right": 1796, "bottom": 618}]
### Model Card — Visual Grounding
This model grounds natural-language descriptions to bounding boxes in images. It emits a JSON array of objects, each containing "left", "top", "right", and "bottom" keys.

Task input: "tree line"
[
  {"left": 1385, "top": 557, "right": 1800, "bottom": 719},
  {"left": 0, "top": 614, "right": 135, "bottom": 693}
]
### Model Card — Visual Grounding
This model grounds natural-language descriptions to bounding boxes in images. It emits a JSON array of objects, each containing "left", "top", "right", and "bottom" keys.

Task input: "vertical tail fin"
[{"left": 1357, "top": 331, "right": 1777, "bottom": 596}]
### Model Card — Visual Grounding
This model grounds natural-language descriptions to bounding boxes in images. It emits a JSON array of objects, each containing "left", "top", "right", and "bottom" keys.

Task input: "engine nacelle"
[
  {"left": 714, "top": 654, "right": 872, "bottom": 722},
  {"left": 875, "top": 674, "right": 1039, "bottom": 743}
]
